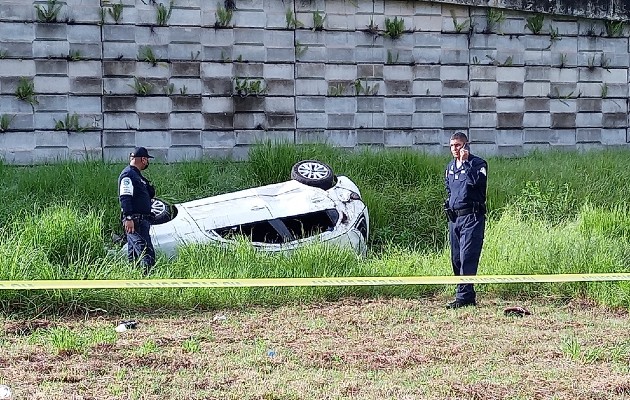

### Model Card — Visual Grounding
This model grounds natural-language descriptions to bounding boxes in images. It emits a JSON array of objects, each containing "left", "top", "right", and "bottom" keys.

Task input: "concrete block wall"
[{"left": 0, "top": 0, "right": 629, "bottom": 164}]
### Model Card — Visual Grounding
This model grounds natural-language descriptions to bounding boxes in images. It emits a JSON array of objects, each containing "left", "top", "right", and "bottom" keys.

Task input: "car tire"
[
  {"left": 151, "top": 198, "right": 173, "bottom": 225},
  {"left": 291, "top": 160, "right": 335, "bottom": 190}
]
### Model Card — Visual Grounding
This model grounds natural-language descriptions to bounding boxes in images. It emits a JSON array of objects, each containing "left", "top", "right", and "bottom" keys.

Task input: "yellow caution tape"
[{"left": 0, "top": 273, "right": 629, "bottom": 290}]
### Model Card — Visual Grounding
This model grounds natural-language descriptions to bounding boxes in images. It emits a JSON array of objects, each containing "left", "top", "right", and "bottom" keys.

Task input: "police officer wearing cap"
[
  {"left": 444, "top": 132, "right": 488, "bottom": 309},
  {"left": 118, "top": 146, "right": 156, "bottom": 273}
]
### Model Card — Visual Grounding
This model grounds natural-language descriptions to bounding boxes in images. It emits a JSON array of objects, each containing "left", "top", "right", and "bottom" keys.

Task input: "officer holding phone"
[{"left": 444, "top": 132, "right": 488, "bottom": 309}]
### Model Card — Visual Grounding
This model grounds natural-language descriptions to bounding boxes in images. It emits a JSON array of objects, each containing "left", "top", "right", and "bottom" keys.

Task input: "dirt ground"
[{"left": 1, "top": 296, "right": 629, "bottom": 400}]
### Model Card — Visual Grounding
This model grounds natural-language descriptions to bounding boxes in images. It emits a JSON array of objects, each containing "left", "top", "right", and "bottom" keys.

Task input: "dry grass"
[{"left": 1, "top": 296, "right": 629, "bottom": 400}]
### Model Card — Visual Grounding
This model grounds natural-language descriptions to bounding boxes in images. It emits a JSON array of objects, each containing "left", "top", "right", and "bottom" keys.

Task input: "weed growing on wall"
[
  {"left": 365, "top": 16, "right": 378, "bottom": 35},
  {"left": 383, "top": 16, "right": 404, "bottom": 39},
  {"left": 327, "top": 83, "right": 346, "bottom": 96},
  {"left": 155, "top": 0, "right": 174, "bottom": 26},
  {"left": 295, "top": 41, "right": 308, "bottom": 57},
  {"left": 386, "top": 50, "right": 399, "bottom": 64},
  {"left": 163, "top": 83, "right": 175, "bottom": 95},
  {"left": 548, "top": 24, "right": 561, "bottom": 46},
  {"left": 215, "top": 3, "right": 233, "bottom": 28},
  {"left": 604, "top": 19, "right": 624, "bottom": 37},
  {"left": 483, "top": 7, "right": 505, "bottom": 34},
  {"left": 138, "top": 46, "right": 158, "bottom": 66},
  {"left": 66, "top": 49, "right": 83, "bottom": 61},
  {"left": 54, "top": 113, "right": 90, "bottom": 132},
  {"left": 312, "top": 10, "right": 325, "bottom": 31},
  {"left": 450, "top": 10, "right": 470, "bottom": 33},
  {"left": 0, "top": 114, "right": 14, "bottom": 132},
  {"left": 129, "top": 77, "right": 154, "bottom": 96},
  {"left": 600, "top": 54, "right": 611, "bottom": 71},
  {"left": 233, "top": 78, "right": 267, "bottom": 97},
  {"left": 285, "top": 8, "right": 303, "bottom": 29},
  {"left": 15, "top": 77, "right": 38, "bottom": 108},
  {"left": 35, "top": 0, "right": 63, "bottom": 22},
  {"left": 106, "top": 1, "right": 124, "bottom": 23},
  {"left": 525, "top": 13, "right": 544, "bottom": 34},
  {"left": 352, "top": 78, "right": 379, "bottom": 95},
  {"left": 558, "top": 53, "right": 567, "bottom": 68}
]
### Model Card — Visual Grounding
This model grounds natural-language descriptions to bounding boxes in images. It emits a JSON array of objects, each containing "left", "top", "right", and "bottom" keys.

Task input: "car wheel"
[
  {"left": 291, "top": 160, "right": 335, "bottom": 190},
  {"left": 151, "top": 198, "right": 173, "bottom": 225}
]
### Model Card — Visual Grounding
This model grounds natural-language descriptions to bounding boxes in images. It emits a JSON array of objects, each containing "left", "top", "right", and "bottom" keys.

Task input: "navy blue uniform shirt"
[
  {"left": 118, "top": 165, "right": 155, "bottom": 217},
  {"left": 445, "top": 154, "right": 488, "bottom": 211}
]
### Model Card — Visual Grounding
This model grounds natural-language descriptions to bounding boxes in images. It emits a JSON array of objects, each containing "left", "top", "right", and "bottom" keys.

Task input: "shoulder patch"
[
  {"left": 119, "top": 177, "right": 134, "bottom": 196},
  {"left": 480, "top": 166, "right": 487, "bottom": 176}
]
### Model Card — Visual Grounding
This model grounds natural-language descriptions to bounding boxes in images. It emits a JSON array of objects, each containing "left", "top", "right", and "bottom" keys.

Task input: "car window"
[
  {"left": 280, "top": 209, "right": 339, "bottom": 240},
  {"left": 214, "top": 220, "right": 284, "bottom": 244},
  {"left": 213, "top": 209, "right": 340, "bottom": 244}
]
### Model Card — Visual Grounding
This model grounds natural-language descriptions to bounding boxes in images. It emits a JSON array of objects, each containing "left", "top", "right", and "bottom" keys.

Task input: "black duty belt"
[
  {"left": 131, "top": 214, "right": 152, "bottom": 220},
  {"left": 454, "top": 207, "right": 485, "bottom": 217}
]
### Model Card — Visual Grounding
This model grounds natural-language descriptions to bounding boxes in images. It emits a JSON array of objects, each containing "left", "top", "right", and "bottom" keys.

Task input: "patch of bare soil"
[{"left": 1, "top": 297, "right": 628, "bottom": 400}]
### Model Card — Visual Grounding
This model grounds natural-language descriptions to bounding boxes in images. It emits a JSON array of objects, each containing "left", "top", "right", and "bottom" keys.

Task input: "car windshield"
[{"left": 213, "top": 209, "right": 340, "bottom": 244}]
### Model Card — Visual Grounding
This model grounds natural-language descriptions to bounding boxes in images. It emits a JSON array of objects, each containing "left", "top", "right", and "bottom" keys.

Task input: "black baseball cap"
[{"left": 130, "top": 146, "right": 154, "bottom": 158}]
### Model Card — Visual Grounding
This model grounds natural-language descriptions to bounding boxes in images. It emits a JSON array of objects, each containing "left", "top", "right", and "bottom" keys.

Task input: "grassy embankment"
[{"left": 0, "top": 143, "right": 629, "bottom": 314}]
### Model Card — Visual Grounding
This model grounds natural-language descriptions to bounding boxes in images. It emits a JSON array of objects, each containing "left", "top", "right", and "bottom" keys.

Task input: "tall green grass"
[{"left": 1, "top": 144, "right": 630, "bottom": 313}]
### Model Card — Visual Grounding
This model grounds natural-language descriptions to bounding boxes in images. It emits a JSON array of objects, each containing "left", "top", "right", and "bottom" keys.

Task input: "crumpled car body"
[{"left": 122, "top": 163, "right": 369, "bottom": 257}]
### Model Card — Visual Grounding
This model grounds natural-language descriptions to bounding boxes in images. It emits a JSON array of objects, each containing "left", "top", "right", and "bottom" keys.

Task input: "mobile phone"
[{"left": 459, "top": 143, "right": 470, "bottom": 160}]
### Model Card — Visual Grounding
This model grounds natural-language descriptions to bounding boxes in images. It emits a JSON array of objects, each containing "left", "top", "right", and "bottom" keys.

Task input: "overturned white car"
[{"left": 124, "top": 160, "right": 369, "bottom": 257}]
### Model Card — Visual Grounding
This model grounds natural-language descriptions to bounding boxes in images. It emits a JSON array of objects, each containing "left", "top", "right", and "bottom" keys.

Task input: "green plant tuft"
[
  {"left": 35, "top": 0, "right": 63, "bottom": 22},
  {"left": 48, "top": 327, "right": 84, "bottom": 355},
  {"left": 233, "top": 77, "right": 267, "bottom": 97},
  {"left": 15, "top": 77, "right": 38, "bottom": 107},
  {"left": 549, "top": 24, "right": 561, "bottom": 43},
  {"left": 352, "top": 78, "right": 379, "bottom": 96},
  {"left": 383, "top": 16, "right": 404, "bottom": 39},
  {"left": 312, "top": 10, "right": 325, "bottom": 31},
  {"left": 155, "top": 0, "right": 174, "bottom": 26},
  {"left": 129, "top": 77, "right": 154, "bottom": 96},
  {"left": 136, "top": 339, "right": 159, "bottom": 356},
  {"left": 327, "top": 83, "right": 346, "bottom": 96},
  {"left": 163, "top": 82, "right": 175, "bottom": 95},
  {"left": 558, "top": 53, "right": 567, "bottom": 68},
  {"left": 525, "top": 13, "right": 544, "bottom": 34},
  {"left": 604, "top": 19, "right": 624, "bottom": 37},
  {"left": 138, "top": 46, "right": 158, "bottom": 66},
  {"left": 107, "top": 1, "right": 124, "bottom": 23},
  {"left": 285, "top": 8, "right": 303, "bottom": 29},
  {"left": 54, "top": 113, "right": 90, "bottom": 132},
  {"left": 66, "top": 49, "right": 83, "bottom": 61},
  {"left": 215, "top": 2, "right": 233, "bottom": 28},
  {"left": 0, "top": 114, "right": 14, "bottom": 132},
  {"left": 182, "top": 337, "right": 201, "bottom": 353},
  {"left": 450, "top": 10, "right": 470, "bottom": 33},
  {"left": 294, "top": 41, "right": 308, "bottom": 57},
  {"left": 386, "top": 50, "right": 399, "bottom": 64},
  {"left": 483, "top": 7, "right": 505, "bottom": 34}
]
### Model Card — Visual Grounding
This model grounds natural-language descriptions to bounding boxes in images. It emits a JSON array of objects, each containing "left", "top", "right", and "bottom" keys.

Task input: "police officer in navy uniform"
[
  {"left": 118, "top": 146, "right": 156, "bottom": 274},
  {"left": 444, "top": 132, "right": 488, "bottom": 309}
]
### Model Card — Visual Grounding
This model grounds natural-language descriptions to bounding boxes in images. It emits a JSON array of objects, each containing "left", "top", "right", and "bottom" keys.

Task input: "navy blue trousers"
[
  {"left": 448, "top": 213, "right": 485, "bottom": 302},
  {"left": 126, "top": 219, "right": 155, "bottom": 274}
]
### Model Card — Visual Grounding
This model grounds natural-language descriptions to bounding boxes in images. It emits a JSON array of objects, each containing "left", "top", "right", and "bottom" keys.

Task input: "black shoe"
[{"left": 446, "top": 300, "right": 476, "bottom": 309}]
